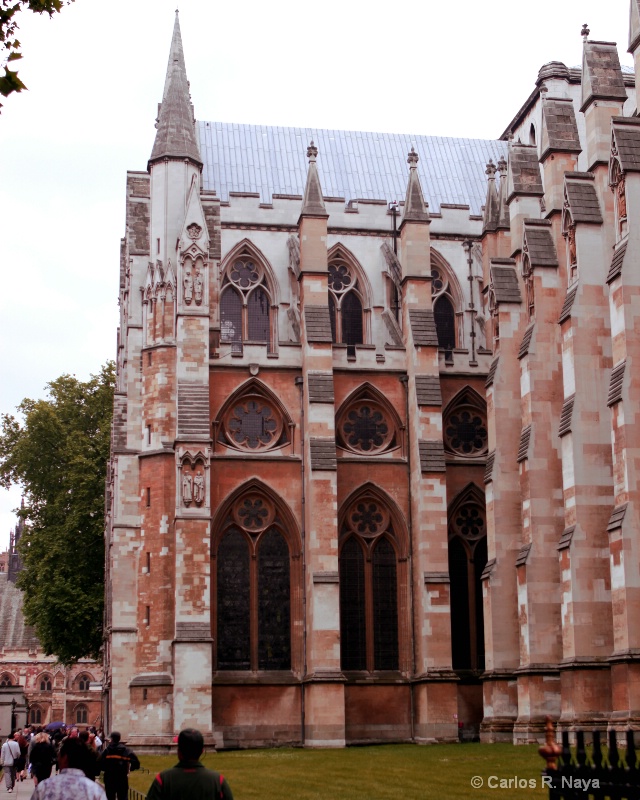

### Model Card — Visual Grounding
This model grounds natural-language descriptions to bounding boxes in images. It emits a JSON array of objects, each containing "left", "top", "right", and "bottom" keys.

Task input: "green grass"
[{"left": 130, "top": 743, "right": 550, "bottom": 800}]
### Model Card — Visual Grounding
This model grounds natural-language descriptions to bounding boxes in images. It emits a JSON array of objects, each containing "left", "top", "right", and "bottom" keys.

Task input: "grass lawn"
[{"left": 130, "top": 742, "right": 550, "bottom": 800}]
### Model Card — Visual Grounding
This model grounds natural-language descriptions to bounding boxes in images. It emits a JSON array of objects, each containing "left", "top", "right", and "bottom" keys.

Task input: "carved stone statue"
[
  {"left": 183, "top": 270, "right": 193, "bottom": 304},
  {"left": 194, "top": 268, "right": 204, "bottom": 305},
  {"left": 182, "top": 471, "right": 193, "bottom": 505},
  {"left": 567, "top": 225, "right": 577, "bottom": 266},
  {"left": 193, "top": 471, "right": 205, "bottom": 504}
]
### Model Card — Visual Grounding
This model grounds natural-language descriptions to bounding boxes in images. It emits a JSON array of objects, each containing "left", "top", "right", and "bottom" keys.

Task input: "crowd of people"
[{"left": 0, "top": 726, "right": 234, "bottom": 799}]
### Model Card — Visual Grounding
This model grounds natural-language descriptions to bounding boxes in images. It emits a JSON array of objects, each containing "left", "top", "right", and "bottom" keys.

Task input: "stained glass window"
[
  {"left": 217, "top": 529, "right": 250, "bottom": 670},
  {"left": 258, "top": 530, "right": 291, "bottom": 670},
  {"left": 372, "top": 538, "right": 398, "bottom": 670},
  {"left": 339, "top": 537, "right": 366, "bottom": 670},
  {"left": 220, "top": 288, "right": 242, "bottom": 344}
]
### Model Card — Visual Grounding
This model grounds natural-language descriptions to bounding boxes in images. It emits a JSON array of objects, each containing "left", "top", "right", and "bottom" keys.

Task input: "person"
[
  {"left": 1, "top": 733, "right": 21, "bottom": 793},
  {"left": 78, "top": 730, "right": 100, "bottom": 781},
  {"left": 28, "top": 732, "right": 56, "bottom": 785},
  {"left": 14, "top": 730, "right": 28, "bottom": 781},
  {"left": 97, "top": 731, "right": 140, "bottom": 800},
  {"left": 30, "top": 737, "right": 106, "bottom": 799},
  {"left": 146, "top": 728, "right": 233, "bottom": 800}
]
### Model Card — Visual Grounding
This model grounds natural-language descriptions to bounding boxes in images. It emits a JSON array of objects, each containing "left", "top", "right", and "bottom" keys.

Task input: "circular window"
[
  {"left": 222, "top": 396, "right": 283, "bottom": 451},
  {"left": 229, "top": 258, "right": 261, "bottom": 289},
  {"left": 452, "top": 503, "right": 485, "bottom": 541},
  {"left": 328, "top": 261, "right": 354, "bottom": 293},
  {"left": 338, "top": 401, "right": 394, "bottom": 455},
  {"left": 345, "top": 499, "right": 390, "bottom": 538},
  {"left": 233, "top": 494, "right": 276, "bottom": 532},
  {"left": 444, "top": 407, "right": 488, "bottom": 457}
]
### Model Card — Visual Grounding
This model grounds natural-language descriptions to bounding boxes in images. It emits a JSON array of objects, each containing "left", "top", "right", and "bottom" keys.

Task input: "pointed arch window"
[
  {"left": 77, "top": 674, "right": 92, "bottom": 692},
  {"left": 29, "top": 705, "right": 43, "bottom": 725},
  {"left": 40, "top": 675, "right": 52, "bottom": 692},
  {"left": 215, "top": 491, "right": 291, "bottom": 671},
  {"left": 216, "top": 380, "right": 291, "bottom": 454},
  {"left": 75, "top": 704, "right": 88, "bottom": 725},
  {"left": 220, "top": 253, "right": 274, "bottom": 352},
  {"left": 443, "top": 388, "right": 488, "bottom": 459},
  {"left": 336, "top": 385, "right": 402, "bottom": 457},
  {"left": 339, "top": 495, "right": 399, "bottom": 672},
  {"left": 0, "top": 673, "right": 14, "bottom": 687},
  {"left": 447, "top": 486, "right": 487, "bottom": 671},
  {"left": 328, "top": 258, "right": 364, "bottom": 356},
  {"left": 431, "top": 264, "right": 457, "bottom": 352}
]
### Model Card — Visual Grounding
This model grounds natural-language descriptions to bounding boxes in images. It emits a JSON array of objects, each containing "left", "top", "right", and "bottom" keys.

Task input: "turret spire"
[
  {"left": 402, "top": 147, "right": 429, "bottom": 222},
  {"left": 300, "top": 141, "right": 328, "bottom": 217},
  {"left": 149, "top": 11, "right": 202, "bottom": 169}
]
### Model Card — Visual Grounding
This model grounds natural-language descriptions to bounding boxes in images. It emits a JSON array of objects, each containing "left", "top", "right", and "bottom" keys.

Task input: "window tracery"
[
  {"left": 336, "top": 386, "right": 400, "bottom": 457},
  {"left": 430, "top": 253, "right": 463, "bottom": 352},
  {"left": 443, "top": 389, "right": 488, "bottom": 458},
  {"left": 214, "top": 486, "right": 297, "bottom": 673},
  {"left": 39, "top": 675, "right": 52, "bottom": 692},
  {"left": 217, "top": 383, "right": 290, "bottom": 454},
  {"left": 29, "top": 706, "right": 42, "bottom": 725},
  {"left": 609, "top": 153, "right": 627, "bottom": 241},
  {"left": 75, "top": 704, "right": 88, "bottom": 725},
  {"left": 220, "top": 248, "right": 274, "bottom": 352},
  {"left": 0, "top": 673, "right": 14, "bottom": 687},
  {"left": 328, "top": 257, "right": 364, "bottom": 354},
  {"left": 447, "top": 484, "right": 487, "bottom": 672},
  {"left": 77, "top": 674, "right": 91, "bottom": 691},
  {"left": 339, "top": 490, "right": 401, "bottom": 672}
]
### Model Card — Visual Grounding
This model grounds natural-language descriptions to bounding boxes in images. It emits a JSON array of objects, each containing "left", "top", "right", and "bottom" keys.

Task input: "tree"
[
  {"left": 0, "top": 362, "right": 114, "bottom": 663},
  {"left": 0, "top": 0, "right": 74, "bottom": 107}
]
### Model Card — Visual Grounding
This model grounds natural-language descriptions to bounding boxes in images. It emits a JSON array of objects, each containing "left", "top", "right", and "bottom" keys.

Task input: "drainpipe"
[
  {"left": 295, "top": 375, "right": 307, "bottom": 745},
  {"left": 400, "top": 374, "right": 417, "bottom": 741}
]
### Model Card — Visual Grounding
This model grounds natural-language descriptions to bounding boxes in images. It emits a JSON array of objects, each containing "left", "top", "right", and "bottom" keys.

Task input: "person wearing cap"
[
  {"left": 97, "top": 732, "right": 140, "bottom": 800},
  {"left": 146, "top": 728, "right": 233, "bottom": 800}
]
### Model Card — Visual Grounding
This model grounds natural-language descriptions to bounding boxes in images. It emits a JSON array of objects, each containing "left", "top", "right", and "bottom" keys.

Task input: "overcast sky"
[{"left": 0, "top": 0, "right": 633, "bottom": 549}]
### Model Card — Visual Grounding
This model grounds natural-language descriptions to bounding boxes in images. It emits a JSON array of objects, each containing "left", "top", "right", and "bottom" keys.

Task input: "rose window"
[
  {"left": 431, "top": 267, "right": 446, "bottom": 295},
  {"left": 329, "top": 262, "right": 353, "bottom": 293},
  {"left": 444, "top": 408, "right": 487, "bottom": 457},
  {"left": 233, "top": 494, "right": 275, "bottom": 532},
  {"left": 346, "top": 499, "right": 390, "bottom": 538},
  {"left": 452, "top": 503, "right": 485, "bottom": 541},
  {"left": 222, "top": 396, "right": 283, "bottom": 451},
  {"left": 338, "top": 401, "right": 395, "bottom": 455},
  {"left": 230, "top": 259, "right": 260, "bottom": 288}
]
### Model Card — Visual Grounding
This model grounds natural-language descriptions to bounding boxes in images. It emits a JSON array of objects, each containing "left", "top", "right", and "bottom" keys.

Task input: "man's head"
[
  {"left": 177, "top": 728, "right": 204, "bottom": 761},
  {"left": 110, "top": 731, "right": 121, "bottom": 745},
  {"left": 59, "top": 737, "right": 87, "bottom": 771}
]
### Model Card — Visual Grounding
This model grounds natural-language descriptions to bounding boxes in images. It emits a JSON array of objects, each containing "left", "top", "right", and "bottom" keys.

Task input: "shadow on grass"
[{"left": 131, "top": 743, "right": 549, "bottom": 800}]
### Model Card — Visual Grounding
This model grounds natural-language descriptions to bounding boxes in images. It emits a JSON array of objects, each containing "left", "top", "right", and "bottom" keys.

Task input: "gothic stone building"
[
  {"left": 0, "top": 517, "right": 103, "bottom": 732},
  {"left": 104, "top": 8, "right": 640, "bottom": 747}
]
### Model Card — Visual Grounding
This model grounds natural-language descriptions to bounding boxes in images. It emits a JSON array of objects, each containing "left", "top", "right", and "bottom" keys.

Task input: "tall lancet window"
[
  {"left": 328, "top": 258, "right": 364, "bottom": 357},
  {"left": 339, "top": 493, "right": 399, "bottom": 672},
  {"left": 220, "top": 252, "right": 274, "bottom": 352},
  {"left": 215, "top": 489, "right": 292, "bottom": 671}
]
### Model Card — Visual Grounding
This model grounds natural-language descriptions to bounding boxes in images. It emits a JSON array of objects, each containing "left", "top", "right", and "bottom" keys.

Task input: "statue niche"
[{"left": 179, "top": 455, "right": 207, "bottom": 507}]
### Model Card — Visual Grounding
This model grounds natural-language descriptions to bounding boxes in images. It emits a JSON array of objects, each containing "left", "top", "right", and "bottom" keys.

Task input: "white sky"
[{"left": 0, "top": 0, "right": 633, "bottom": 549}]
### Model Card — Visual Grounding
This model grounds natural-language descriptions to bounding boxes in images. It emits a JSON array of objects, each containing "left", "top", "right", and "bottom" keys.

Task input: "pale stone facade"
[{"left": 104, "top": 9, "right": 640, "bottom": 747}]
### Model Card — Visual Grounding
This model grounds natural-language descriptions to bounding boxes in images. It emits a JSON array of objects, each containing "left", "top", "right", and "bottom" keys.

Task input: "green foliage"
[
  {"left": 130, "top": 743, "right": 548, "bottom": 800},
  {"left": 0, "top": 362, "right": 115, "bottom": 663},
  {"left": 0, "top": 0, "right": 74, "bottom": 106}
]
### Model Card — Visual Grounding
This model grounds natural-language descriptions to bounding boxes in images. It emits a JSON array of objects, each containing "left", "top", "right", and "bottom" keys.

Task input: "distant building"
[
  {"left": 104, "top": 8, "right": 640, "bottom": 747},
  {"left": 0, "top": 513, "right": 102, "bottom": 730}
]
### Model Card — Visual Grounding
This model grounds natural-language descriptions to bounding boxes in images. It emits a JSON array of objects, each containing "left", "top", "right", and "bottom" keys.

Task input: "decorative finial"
[
  {"left": 307, "top": 140, "right": 318, "bottom": 162},
  {"left": 407, "top": 147, "right": 419, "bottom": 167},
  {"left": 486, "top": 159, "right": 497, "bottom": 178},
  {"left": 581, "top": 23, "right": 590, "bottom": 41},
  {"left": 497, "top": 156, "right": 507, "bottom": 175}
]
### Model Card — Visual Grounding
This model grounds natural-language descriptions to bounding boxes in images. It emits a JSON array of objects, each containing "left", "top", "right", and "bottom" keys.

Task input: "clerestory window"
[
  {"left": 328, "top": 259, "right": 364, "bottom": 356},
  {"left": 220, "top": 256, "right": 273, "bottom": 352}
]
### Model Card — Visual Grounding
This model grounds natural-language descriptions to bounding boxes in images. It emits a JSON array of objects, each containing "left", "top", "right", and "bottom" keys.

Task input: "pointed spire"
[
  {"left": 149, "top": 11, "right": 202, "bottom": 169},
  {"left": 300, "top": 141, "right": 328, "bottom": 217},
  {"left": 402, "top": 147, "right": 429, "bottom": 222},
  {"left": 482, "top": 159, "right": 500, "bottom": 233}
]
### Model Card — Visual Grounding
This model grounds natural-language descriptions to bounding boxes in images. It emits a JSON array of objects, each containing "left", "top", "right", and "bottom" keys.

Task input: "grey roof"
[
  {"left": 415, "top": 375, "right": 442, "bottom": 406},
  {"left": 607, "top": 241, "right": 628, "bottom": 284},
  {"left": 559, "top": 394, "right": 575, "bottom": 437},
  {"left": 558, "top": 283, "right": 578, "bottom": 323},
  {"left": 308, "top": 373, "right": 334, "bottom": 404},
  {"left": 612, "top": 117, "right": 640, "bottom": 172},
  {"left": 409, "top": 309, "right": 439, "bottom": 346},
  {"left": 608, "top": 361, "right": 626, "bottom": 407},
  {"left": 197, "top": 121, "right": 508, "bottom": 214},
  {"left": 565, "top": 175, "right": 603, "bottom": 224},
  {"left": 0, "top": 573, "right": 40, "bottom": 651},
  {"left": 518, "top": 323, "right": 535, "bottom": 360},
  {"left": 508, "top": 144, "right": 544, "bottom": 200},
  {"left": 418, "top": 440, "right": 446, "bottom": 473}
]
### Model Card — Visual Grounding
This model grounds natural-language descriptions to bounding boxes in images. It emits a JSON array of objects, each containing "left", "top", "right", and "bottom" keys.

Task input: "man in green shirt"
[{"left": 146, "top": 729, "right": 233, "bottom": 800}]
